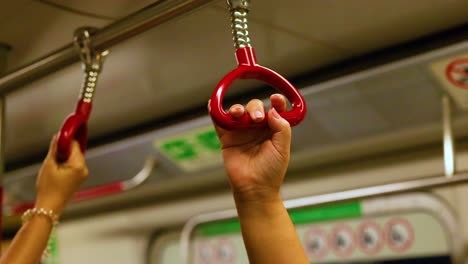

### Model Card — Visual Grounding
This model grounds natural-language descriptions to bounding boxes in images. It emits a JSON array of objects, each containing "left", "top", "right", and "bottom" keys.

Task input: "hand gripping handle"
[
  {"left": 209, "top": 47, "right": 307, "bottom": 130},
  {"left": 57, "top": 101, "right": 91, "bottom": 162}
]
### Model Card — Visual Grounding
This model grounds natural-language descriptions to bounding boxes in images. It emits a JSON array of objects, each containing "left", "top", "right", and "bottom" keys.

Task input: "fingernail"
[
  {"left": 254, "top": 111, "right": 263, "bottom": 119},
  {"left": 271, "top": 108, "right": 280, "bottom": 119}
]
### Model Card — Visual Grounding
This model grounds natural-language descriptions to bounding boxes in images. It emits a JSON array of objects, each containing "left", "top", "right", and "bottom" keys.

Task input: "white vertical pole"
[{"left": 442, "top": 95, "right": 456, "bottom": 178}]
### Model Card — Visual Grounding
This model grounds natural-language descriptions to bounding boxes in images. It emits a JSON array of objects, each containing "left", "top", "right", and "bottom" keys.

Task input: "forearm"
[
  {"left": 234, "top": 192, "right": 310, "bottom": 264},
  {"left": 0, "top": 217, "right": 53, "bottom": 264}
]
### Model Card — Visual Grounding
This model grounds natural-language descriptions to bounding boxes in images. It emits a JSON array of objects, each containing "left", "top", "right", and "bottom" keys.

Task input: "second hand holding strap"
[
  {"left": 209, "top": 0, "right": 307, "bottom": 130},
  {"left": 57, "top": 27, "right": 108, "bottom": 162}
]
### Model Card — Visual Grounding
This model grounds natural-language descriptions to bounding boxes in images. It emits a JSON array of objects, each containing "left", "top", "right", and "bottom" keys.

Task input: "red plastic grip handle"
[
  {"left": 210, "top": 47, "right": 307, "bottom": 130},
  {"left": 57, "top": 101, "right": 92, "bottom": 162}
]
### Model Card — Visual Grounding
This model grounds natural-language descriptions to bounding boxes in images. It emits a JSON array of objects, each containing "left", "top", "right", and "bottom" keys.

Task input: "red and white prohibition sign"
[
  {"left": 385, "top": 218, "right": 414, "bottom": 253},
  {"left": 304, "top": 227, "right": 328, "bottom": 260},
  {"left": 329, "top": 224, "right": 356, "bottom": 257},
  {"left": 445, "top": 58, "right": 468, "bottom": 89},
  {"left": 357, "top": 221, "right": 384, "bottom": 255}
]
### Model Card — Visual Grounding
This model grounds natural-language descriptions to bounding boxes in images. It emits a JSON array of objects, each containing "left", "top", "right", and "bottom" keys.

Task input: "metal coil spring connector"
[
  {"left": 73, "top": 27, "right": 108, "bottom": 103},
  {"left": 227, "top": 0, "right": 251, "bottom": 49},
  {"left": 80, "top": 70, "right": 100, "bottom": 103}
]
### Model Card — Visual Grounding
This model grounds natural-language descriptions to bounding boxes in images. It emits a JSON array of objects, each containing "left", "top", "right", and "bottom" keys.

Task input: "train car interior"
[{"left": 2, "top": 0, "right": 468, "bottom": 263}]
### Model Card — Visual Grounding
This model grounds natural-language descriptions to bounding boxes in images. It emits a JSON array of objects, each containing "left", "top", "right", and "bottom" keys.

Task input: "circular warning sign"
[
  {"left": 385, "top": 218, "right": 414, "bottom": 253},
  {"left": 216, "top": 239, "right": 235, "bottom": 263},
  {"left": 357, "top": 221, "right": 384, "bottom": 255},
  {"left": 446, "top": 58, "right": 468, "bottom": 89},
  {"left": 304, "top": 227, "right": 328, "bottom": 260},
  {"left": 197, "top": 241, "right": 216, "bottom": 264},
  {"left": 329, "top": 224, "right": 356, "bottom": 257}
]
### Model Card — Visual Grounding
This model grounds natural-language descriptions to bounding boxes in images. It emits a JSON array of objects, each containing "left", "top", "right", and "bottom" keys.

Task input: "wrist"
[
  {"left": 233, "top": 188, "right": 285, "bottom": 218},
  {"left": 232, "top": 186, "right": 282, "bottom": 204},
  {"left": 35, "top": 198, "right": 66, "bottom": 218},
  {"left": 22, "top": 207, "right": 59, "bottom": 229}
]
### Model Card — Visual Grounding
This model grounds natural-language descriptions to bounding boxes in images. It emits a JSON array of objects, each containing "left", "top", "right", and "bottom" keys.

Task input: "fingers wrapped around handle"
[
  {"left": 57, "top": 114, "right": 88, "bottom": 162},
  {"left": 210, "top": 65, "right": 306, "bottom": 130}
]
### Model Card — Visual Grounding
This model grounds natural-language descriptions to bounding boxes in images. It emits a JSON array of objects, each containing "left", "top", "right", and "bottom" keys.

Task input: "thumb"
[
  {"left": 267, "top": 108, "right": 291, "bottom": 157},
  {"left": 46, "top": 135, "right": 58, "bottom": 161}
]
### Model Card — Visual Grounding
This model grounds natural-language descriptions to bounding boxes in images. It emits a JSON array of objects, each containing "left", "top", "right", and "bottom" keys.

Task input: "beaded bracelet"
[
  {"left": 21, "top": 208, "right": 59, "bottom": 258},
  {"left": 21, "top": 208, "right": 59, "bottom": 226}
]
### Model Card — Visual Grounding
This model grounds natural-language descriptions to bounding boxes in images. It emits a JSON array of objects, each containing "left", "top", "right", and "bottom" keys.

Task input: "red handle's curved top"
[
  {"left": 57, "top": 101, "right": 92, "bottom": 162},
  {"left": 210, "top": 47, "right": 307, "bottom": 130}
]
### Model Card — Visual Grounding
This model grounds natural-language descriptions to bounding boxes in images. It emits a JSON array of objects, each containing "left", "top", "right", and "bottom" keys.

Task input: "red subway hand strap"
[
  {"left": 56, "top": 101, "right": 92, "bottom": 162},
  {"left": 210, "top": 47, "right": 306, "bottom": 130}
]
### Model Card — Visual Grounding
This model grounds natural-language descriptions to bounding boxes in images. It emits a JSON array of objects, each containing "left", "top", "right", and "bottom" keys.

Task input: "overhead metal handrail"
[{"left": 0, "top": 0, "right": 215, "bottom": 95}]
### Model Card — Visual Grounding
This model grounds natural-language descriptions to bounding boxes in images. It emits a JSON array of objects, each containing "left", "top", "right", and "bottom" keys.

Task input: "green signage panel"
[
  {"left": 155, "top": 126, "right": 222, "bottom": 171},
  {"left": 196, "top": 201, "right": 362, "bottom": 237}
]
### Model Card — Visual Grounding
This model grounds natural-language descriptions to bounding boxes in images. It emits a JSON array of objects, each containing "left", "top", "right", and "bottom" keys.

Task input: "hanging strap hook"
[
  {"left": 227, "top": 0, "right": 251, "bottom": 49},
  {"left": 56, "top": 27, "right": 108, "bottom": 162},
  {"left": 73, "top": 27, "right": 108, "bottom": 104}
]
